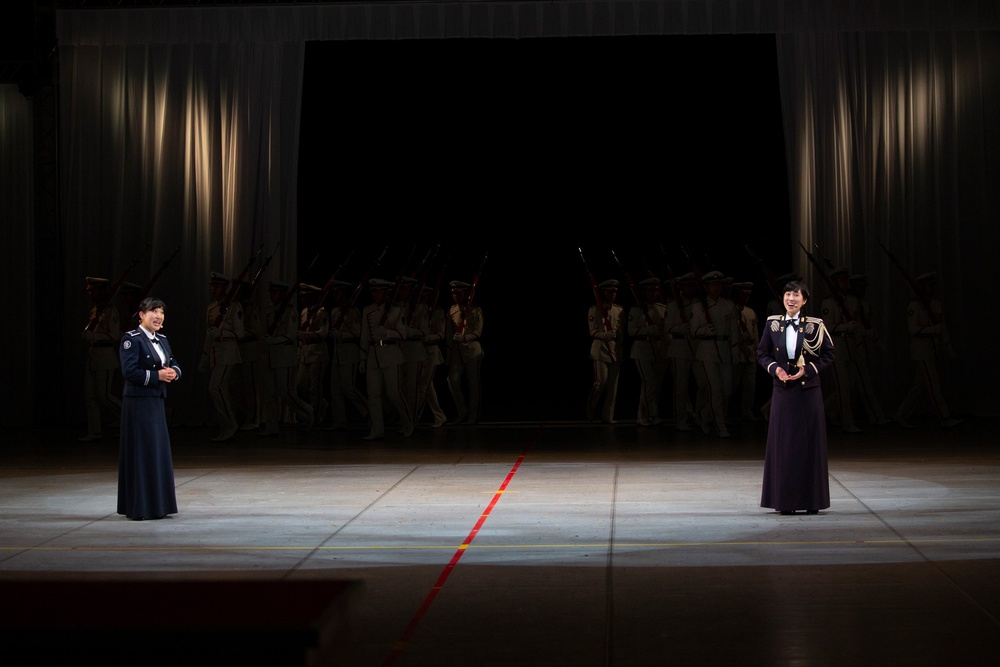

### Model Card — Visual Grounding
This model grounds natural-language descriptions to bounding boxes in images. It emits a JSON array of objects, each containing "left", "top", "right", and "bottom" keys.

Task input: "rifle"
[
  {"left": 610, "top": 249, "right": 643, "bottom": 308},
  {"left": 578, "top": 247, "right": 614, "bottom": 332},
  {"left": 412, "top": 243, "right": 441, "bottom": 308},
  {"left": 84, "top": 243, "right": 150, "bottom": 333},
  {"left": 267, "top": 253, "right": 319, "bottom": 337},
  {"left": 743, "top": 242, "right": 784, "bottom": 301},
  {"left": 456, "top": 251, "right": 489, "bottom": 335},
  {"left": 240, "top": 241, "right": 281, "bottom": 308},
  {"left": 624, "top": 248, "right": 666, "bottom": 359},
  {"left": 212, "top": 242, "right": 264, "bottom": 330},
  {"left": 657, "top": 243, "right": 686, "bottom": 321},
  {"left": 307, "top": 249, "right": 355, "bottom": 322},
  {"left": 131, "top": 245, "right": 181, "bottom": 319},
  {"left": 347, "top": 245, "right": 389, "bottom": 309},
  {"left": 378, "top": 245, "right": 420, "bottom": 327},
  {"left": 798, "top": 242, "right": 853, "bottom": 322},
  {"left": 877, "top": 239, "right": 941, "bottom": 325},
  {"left": 813, "top": 243, "right": 838, "bottom": 272}
]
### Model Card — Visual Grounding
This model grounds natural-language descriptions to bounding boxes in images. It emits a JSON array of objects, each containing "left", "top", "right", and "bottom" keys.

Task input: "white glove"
[
  {"left": 262, "top": 336, "right": 278, "bottom": 345},
  {"left": 454, "top": 333, "right": 468, "bottom": 343},
  {"left": 209, "top": 326, "right": 222, "bottom": 338},
  {"left": 601, "top": 331, "right": 617, "bottom": 341}
]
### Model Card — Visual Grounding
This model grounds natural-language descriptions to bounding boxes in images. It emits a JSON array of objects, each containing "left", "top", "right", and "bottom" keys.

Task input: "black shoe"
[
  {"left": 806, "top": 509, "right": 819, "bottom": 515},
  {"left": 779, "top": 510, "right": 794, "bottom": 515}
]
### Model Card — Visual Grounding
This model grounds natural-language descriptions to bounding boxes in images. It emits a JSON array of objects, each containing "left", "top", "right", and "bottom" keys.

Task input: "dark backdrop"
[{"left": 297, "top": 34, "right": 792, "bottom": 423}]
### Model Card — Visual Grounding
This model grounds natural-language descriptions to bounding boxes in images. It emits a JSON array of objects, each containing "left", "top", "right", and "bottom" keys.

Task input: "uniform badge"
[
  {"left": 122, "top": 340, "right": 131, "bottom": 349},
  {"left": 770, "top": 320, "right": 781, "bottom": 332}
]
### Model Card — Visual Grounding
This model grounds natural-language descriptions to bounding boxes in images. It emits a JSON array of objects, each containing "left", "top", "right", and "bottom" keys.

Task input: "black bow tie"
[
  {"left": 151, "top": 336, "right": 160, "bottom": 345},
  {"left": 785, "top": 319, "right": 799, "bottom": 328}
]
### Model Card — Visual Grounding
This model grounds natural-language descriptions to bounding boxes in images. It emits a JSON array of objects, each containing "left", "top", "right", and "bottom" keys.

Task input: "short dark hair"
[
  {"left": 783, "top": 281, "right": 810, "bottom": 301},
  {"left": 138, "top": 297, "right": 166, "bottom": 313}
]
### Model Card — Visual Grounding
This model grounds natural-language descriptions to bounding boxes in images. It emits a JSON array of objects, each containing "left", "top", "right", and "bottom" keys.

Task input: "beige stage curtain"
[
  {"left": 777, "top": 28, "right": 1000, "bottom": 416},
  {"left": 55, "top": 29, "right": 304, "bottom": 426}
]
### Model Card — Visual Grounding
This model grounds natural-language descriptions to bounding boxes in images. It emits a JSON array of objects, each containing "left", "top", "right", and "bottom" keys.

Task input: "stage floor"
[{"left": 2, "top": 418, "right": 999, "bottom": 665}]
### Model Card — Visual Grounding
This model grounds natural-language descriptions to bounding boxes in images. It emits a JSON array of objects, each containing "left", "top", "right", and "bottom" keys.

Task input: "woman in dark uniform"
[
  {"left": 756, "top": 281, "right": 835, "bottom": 515},
  {"left": 117, "top": 297, "right": 181, "bottom": 520}
]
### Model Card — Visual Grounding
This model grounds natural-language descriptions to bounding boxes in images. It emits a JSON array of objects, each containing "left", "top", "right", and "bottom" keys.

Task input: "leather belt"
[
  {"left": 374, "top": 340, "right": 397, "bottom": 346},
  {"left": 696, "top": 335, "right": 730, "bottom": 341}
]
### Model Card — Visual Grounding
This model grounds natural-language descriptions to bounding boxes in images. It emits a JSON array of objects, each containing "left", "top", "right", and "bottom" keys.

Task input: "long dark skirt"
[
  {"left": 760, "top": 383, "right": 830, "bottom": 512},
  {"left": 117, "top": 396, "right": 178, "bottom": 519}
]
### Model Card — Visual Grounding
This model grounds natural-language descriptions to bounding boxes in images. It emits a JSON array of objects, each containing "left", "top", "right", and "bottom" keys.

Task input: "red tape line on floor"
[{"left": 382, "top": 447, "right": 529, "bottom": 666}]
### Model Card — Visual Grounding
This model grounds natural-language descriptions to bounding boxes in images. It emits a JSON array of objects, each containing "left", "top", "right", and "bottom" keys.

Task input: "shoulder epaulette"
[
  {"left": 803, "top": 316, "right": 823, "bottom": 323},
  {"left": 766, "top": 314, "right": 783, "bottom": 321},
  {"left": 126, "top": 329, "right": 143, "bottom": 337}
]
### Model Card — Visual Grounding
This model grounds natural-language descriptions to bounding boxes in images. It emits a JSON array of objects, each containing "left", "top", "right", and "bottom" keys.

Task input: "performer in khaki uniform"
[
  {"left": 327, "top": 279, "right": 369, "bottom": 430},
  {"left": 297, "top": 284, "right": 329, "bottom": 426},
  {"left": 80, "top": 276, "right": 123, "bottom": 442},
  {"left": 587, "top": 279, "right": 624, "bottom": 424},
  {"left": 414, "top": 285, "right": 448, "bottom": 428},
  {"left": 201, "top": 272, "right": 243, "bottom": 442},
  {"left": 260, "top": 281, "right": 314, "bottom": 436},
  {"left": 360, "top": 278, "right": 414, "bottom": 440},
  {"left": 397, "top": 276, "right": 428, "bottom": 427},
  {"left": 236, "top": 280, "right": 265, "bottom": 431},
  {"left": 894, "top": 272, "right": 963, "bottom": 429},
  {"left": 731, "top": 281, "right": 761, "bottom": 422},
  {"left": 627, "top": 277, "right": 669, "bottom": 427},
  {"left": 820, "top": 268, "right": 864, "bottom": 433},
  {"left": 445, "top": 280, "right": 485, "bottom": 425},
  {"left": 665, "top": 273, "right": 700, "bottom": 431},
  {"left": 848, "top": 273, "right": 892, "bottom": 426},
  {"left": 690, "top": 270, "right": 740, "bottom": 438}
]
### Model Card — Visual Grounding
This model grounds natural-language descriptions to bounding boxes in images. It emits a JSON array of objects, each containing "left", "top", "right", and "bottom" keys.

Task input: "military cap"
[
  {"left": 849, "top": 273, "right": 867, "bottom": 283},
  {"left": 85, "top": 276, "right": 110, "bottom": 289},
  {"left": 209, "top": 272, "right": 230, "bottom": 285},
  {"left": 299, "top": 283, "right": 321, "bottom": 293},
  {"left": 450, "top": 280, "right": 471, "bottom": 290},
  {"left": 677, "top": 272, "right": 696, "bottom": 283},
  {"left": 598, "top": 279, "right": 620, "bottom": 289},
  {"left": 830, "top": 266, "right": 849, "bottom": 279},
  {"left": 702, "top": 270, "right": 726, "bottom": 282},
  {"left": 330, "top": 279, "right": 351, "bottom": 289},
  {"left": 731, "top": 282, "right": 753, "bottom": 290},
  {"left": 638, "top": 277, "right": 660, "bottom": 288},
  {"left": 369, "top": 278, "right": 394, "bottom": 290},
  {"left": 269, "top": 281, "right": 289, "bottom": 291},
  {"left": 121, "top": 281, "right": 143, "bottom": 291},
  {"left": 777, "top": 272, "right": 802, "bottom": 282},
  {"left": 400, "top": 276, "right": 418, "bottom": 286}
]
